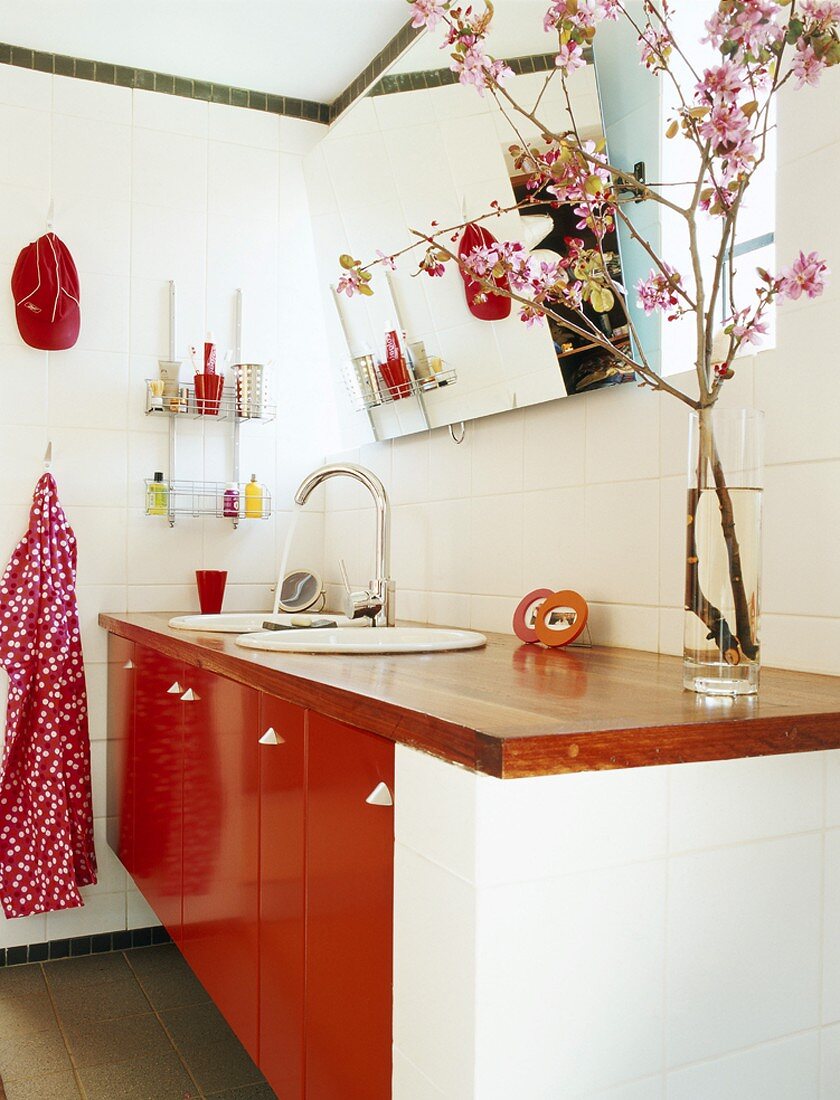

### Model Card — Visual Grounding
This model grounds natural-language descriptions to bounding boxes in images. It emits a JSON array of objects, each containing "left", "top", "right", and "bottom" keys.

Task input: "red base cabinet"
[
  {"left": 304, "top": 714, "right": 395, "bottom": 1100},
  {"left": 181, "top": 670, "right": 261, "bottom": 1061},
  {"left": 131, "top": 644, "right": 187, "bottom": 942},
  {"left": 106, "top": 644, "right": 395, "bottom": 1098},
  {"left": 258, "top": 696, "right": 306, "bottom": 1099},
  {"left": 105, "top": 635, "right": 135, "bottom": 868}
]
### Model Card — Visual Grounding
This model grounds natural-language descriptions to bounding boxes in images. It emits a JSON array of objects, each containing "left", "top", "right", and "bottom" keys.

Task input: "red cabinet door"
[
  {"left": 106, "top": 634, "right": 135, "bottom": 870},
  {"left": 258, "top": 696, "right": 306, "bottom": 1099},
  {"left": 305, "top": 714, "right": 395, "bottom": 1100},
  {"left": 132, "top": 644, "right": 186, "bottom": 941},
  {"left": 181, "top": 669, "right": 261, "bottom": 1060}
]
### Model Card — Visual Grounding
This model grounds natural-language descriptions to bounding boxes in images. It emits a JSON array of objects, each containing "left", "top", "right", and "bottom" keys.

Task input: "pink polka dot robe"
[{"left": 0, "top": 473, "right": 97, "bottom": 918}]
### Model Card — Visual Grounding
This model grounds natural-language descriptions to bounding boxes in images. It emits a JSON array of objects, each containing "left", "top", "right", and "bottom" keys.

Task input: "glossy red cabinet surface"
[
  {"left": 180, "top": 669, "right": 262, "bottom": 1060},
  {"left": 305, "top": 714, "right": 395, "bottom": 1100},
  {"left": 106, "top": 641, "right": 396, "bottom": 1098},
  {"left": 258, "top": 696, "right": 306, "bottom": 1099},
  {"left": 106, "top": 634, "right": 135, "bottom": 868},
  {"left": 131, "top": 644, "right": 186, "bottom": 941}
]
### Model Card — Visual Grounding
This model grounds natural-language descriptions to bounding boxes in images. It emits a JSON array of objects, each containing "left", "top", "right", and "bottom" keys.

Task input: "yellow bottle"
[
  {"left": 244, "top": 474, "right": 264, "bottom": 519},
  {"left": 148, "top": 471, "right": 169, "bottom": 516}
]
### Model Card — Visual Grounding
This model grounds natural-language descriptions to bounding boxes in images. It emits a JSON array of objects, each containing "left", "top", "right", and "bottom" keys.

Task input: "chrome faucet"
[{"left": 294, "top": 463, "right": 395, "bottom": 627}]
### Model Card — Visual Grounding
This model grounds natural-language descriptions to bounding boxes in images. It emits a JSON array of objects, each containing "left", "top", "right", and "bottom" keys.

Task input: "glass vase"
[{"left": 683, "top": 407, "right": 763, "bottom": 696}]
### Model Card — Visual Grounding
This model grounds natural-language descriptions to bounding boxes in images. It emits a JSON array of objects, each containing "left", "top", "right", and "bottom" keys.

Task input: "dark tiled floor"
[{"left": 0, "top": 945, "right": 276, "bottom": 1099}]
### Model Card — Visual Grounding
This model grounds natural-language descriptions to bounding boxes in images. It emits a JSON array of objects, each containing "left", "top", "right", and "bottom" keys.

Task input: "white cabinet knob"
[
  {"left": 365, "top": 781, "right": 393, "bottom": 807},
  {"left": 180, "top": 688, "right": 199, "bottom": 702},
  {"left": 122, "top": 660, "right": 135, "bottom": 670},
  {"left": 166, "top": 681, "right": 183, "bottom": 695},
  {"left": 259, "top": 727, "right": 285, "bottom": 745}
]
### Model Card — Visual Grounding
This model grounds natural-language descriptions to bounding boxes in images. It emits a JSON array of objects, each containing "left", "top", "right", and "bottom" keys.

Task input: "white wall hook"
[
  {"left": 259, "top": 727, "right": 285, "bottom": 745},
  {"left": 46, "top": 197, "right": 54, "bottom": 233},
  {"left": 122, "top": 660, "right": 135, "bottom": 670},
  {"left": 365, "top": 781, "right": 393, "bottom": 807},
  {"left": 180, "top": 688, "right": 199, "bottom": 702},
  {"left": 43, "top": 441, "right": 52, "bottom": 470},
  {"left": 166, "top": 681, "right": 183, "bottom": 695}
]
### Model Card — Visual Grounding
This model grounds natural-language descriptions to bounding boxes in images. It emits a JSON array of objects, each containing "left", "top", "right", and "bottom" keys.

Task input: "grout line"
[
  {"left": 122, "top": 949, "right": 207, "bottom": 1098},
  {"left": 39, "top": 961, "right": 90, "bottom": 1099}
]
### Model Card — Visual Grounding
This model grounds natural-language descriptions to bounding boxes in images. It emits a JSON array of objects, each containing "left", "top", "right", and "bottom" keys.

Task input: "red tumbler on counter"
[{"left": 196, "top": 570, "right": 227, "bottom": 614}]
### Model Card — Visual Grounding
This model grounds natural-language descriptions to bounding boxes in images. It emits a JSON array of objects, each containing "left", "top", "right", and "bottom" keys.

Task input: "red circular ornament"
[
  {"left": 512, "top": 588, "right": 554, "bottom": 643},
  {"left": 534, "top": 590, "right": 589, "bottom": 648}
]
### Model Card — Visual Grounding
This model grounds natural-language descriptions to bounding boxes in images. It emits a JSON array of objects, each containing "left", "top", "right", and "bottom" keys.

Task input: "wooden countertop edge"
[
  {"left": 100, "top": 612, "right": 492, "bottom": 775},
  {"left": 100, "top": 613, "right": 840, "bottom": 780}
]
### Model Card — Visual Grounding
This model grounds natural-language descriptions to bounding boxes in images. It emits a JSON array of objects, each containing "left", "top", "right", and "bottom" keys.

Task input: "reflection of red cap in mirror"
[
  {"left": 458, "top": 223, "right": 512, "bottom": 321},
  {"left": 12, "top": 233, "right": 81, "bottom": 351}
]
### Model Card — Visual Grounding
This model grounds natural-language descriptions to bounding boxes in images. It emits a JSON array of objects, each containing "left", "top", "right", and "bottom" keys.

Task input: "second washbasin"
[{"left": 235, "top": 626, "right": 487, "bottom": 655}]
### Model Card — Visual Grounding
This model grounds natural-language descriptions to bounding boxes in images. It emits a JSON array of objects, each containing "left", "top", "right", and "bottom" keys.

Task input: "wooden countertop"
[{"left": 99, "top": 612, "right": 840, "bottom": 779}]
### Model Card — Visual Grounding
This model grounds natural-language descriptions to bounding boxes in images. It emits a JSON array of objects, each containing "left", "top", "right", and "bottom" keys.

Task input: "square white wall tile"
[
  {"left": 523, "top": 397, "right": 586, "bottom": 491},
  {"left": 393, "top": 845, "right": 476, "bottom": 1098},
  {"left": 0, "top": 64, "right": 52, "bottom": 111},
  {"left": 395, "top": 745, "right": 478, "bottom": 882},
  {"left": 666, "top": 1031, "right": 820, "bottom": 1100},
  {"left": 668, "top": 752, "right": 824, "bottom": 853},
  {"left": 474, "top": 861, "right": 666, "bottom": 1097},
  {"left": 666, "top": 833, "right": 822, "bottom": 1066},
  {"left": 584, "top": 479, "right": 660, "bottom": 606},
  {"left": 821, "top": 1022, "right": 840, "bottom": 1098},
  {"left": 133, "top": 88, "right": 208, "bottom": 137},
  {"left": 53, "top": 75, "right": 131, "bottom": 124},
  {"left": 392, "top": 1051, "right": 446, "bottom": 1099},
  {"left": 474, "top": 765, "right": 668, "bottom": 886}
]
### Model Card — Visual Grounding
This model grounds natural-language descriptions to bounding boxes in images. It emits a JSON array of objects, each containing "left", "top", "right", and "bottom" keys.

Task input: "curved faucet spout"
[{"left": 294, "top": 463, "right": 393, "bottom": 626}]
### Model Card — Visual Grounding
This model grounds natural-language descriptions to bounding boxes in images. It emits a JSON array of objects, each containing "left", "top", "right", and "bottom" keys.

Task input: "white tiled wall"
[
  {"left": 395, "top": 744, "right": 840, "bottom": 1097},
  {"left": 315, "top": 68, "right": 840, "bottom": 678},
  {"left": 0, "top": 66, "right": 332, "bottom": 948}
]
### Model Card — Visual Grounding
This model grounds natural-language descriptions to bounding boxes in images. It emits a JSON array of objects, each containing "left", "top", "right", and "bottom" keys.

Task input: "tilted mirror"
[{"left": 306, "top": 2, "right": 646, "bottom": 442}]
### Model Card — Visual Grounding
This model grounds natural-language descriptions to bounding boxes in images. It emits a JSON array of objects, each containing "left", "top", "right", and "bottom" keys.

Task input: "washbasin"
[
  {"left": 234, "top": 626, "right": 487, "bottom": 654},
  {"left": 169, "top": 612, "right": 360, "bottom": 633}
]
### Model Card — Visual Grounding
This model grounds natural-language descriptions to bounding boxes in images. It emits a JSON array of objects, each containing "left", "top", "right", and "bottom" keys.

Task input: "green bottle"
[{"left": 148, "top": 471, "right": 169, "bottom": 516}]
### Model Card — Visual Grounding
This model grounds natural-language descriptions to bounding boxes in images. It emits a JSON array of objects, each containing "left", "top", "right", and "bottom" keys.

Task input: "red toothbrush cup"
[
  {"left": 196, "top": 570, "right": 228, "bottom": 614},
  {"left": 194, "top": 372, "right": 224, "bottom": 415}
]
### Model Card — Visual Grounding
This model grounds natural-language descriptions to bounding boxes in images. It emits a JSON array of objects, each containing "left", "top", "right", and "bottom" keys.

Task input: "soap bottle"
[
  {"left": 244, "top": 474, "right": 264, "bottom": 519},
  {"left": 148, "top": 471, "right": 169, "bottom": 516},
  {"left": 223, "top": 482, "right": 240, "bottom": 518}
]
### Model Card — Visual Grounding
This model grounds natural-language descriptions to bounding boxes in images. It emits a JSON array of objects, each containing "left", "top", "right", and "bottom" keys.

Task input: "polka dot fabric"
[{"left": 0, "top": 473, "right": 97, "bottom": 918}]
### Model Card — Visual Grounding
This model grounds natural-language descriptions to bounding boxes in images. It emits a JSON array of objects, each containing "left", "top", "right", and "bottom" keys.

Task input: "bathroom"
[{"left": 1, "top": 0, "right": 840, "bottom": 1096}]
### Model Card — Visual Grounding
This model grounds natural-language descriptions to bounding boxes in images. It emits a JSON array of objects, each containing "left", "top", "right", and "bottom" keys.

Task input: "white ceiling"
[{"left": 0, "top": 0, "right": 412, "bottom": 101}]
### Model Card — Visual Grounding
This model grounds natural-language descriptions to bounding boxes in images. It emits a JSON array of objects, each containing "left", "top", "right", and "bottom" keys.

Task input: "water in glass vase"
[{"left": 683, "top": 485, "right": 763, "bottom": 696}]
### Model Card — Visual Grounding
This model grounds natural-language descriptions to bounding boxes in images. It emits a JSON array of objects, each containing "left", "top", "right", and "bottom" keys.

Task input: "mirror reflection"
[{"left": 306, "top": 3, "right": 638, "bottom": 442}]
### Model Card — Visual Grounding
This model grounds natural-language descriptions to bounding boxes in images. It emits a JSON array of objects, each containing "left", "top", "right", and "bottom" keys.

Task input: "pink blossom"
[
  {"left": 451, "top": 43, "right": 512, "bottom": 94},
  {"left": 376, "top": 250, "right": 396, "bottom": 271},
  {"left": 792, "top": 43, "right": 826, "bottom": 89},
  {"left": 408, "top": 0, "right": 447, "bottom": 30},
  {"left": 729, "top": 308, "right": 769, "bottom": 345},
  {"left": 699, "top": 102, "right": 751, "bottom": 148},
  {"left": 778, "top": 250, "right": 830, "bottom": 300},
  {"left": 555, "top": 41, "right": 586, "bottom": 76},
  {"left": 695, "top": 60, "right": 745, "bottom": 102},
  {"left": 518, "top": 305, "right": 545, "bottom": 327},
  {"left": 639, "top": 28, "right": 671, "bottom": 72},
  {"left": 801, "top": 0, "right": 840, "bottom": 24},
  {"left": 636, "top": 267, "right": 682, "bottom": 318},
  {"left": 337, "top": 270, "right": 363, "bottom": 297}
]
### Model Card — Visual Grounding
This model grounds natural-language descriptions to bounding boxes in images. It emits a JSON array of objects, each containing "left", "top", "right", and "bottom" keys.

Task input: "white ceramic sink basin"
[
  {"left": 169, "top": 612, "right": 359, "bottom": 633},
  {"left": 234, "top": 626, "right": 487, "bottom": 654}
]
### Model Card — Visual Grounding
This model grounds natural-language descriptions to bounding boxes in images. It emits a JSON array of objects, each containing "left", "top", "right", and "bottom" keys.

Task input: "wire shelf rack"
[
  {"left": 145, "top": 379, "right": 276, "bottom": 422},
  {"left": 343, "top": 359, "right": 458, "bottom": 414},
  {"left": 145, "top": 479, "right": 272, "bottom": 527}
]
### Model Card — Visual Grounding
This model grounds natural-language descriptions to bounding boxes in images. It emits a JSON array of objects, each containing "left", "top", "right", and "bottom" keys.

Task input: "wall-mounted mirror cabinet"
[{"left": 304, "top": 2, "right": 651, "bottom": 443}]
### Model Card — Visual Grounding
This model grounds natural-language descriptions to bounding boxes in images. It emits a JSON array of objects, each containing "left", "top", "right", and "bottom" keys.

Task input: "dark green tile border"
[
  {"left": 0, "top": 40, "right": 332, "bottom": 126},
  {"left": 368, "top": 48, "right": 594, "bottom": 98},
  {"left": 0, "top": 24, "right": 575, "bottom": 130},
  {"left": 0, "top": 925, "right": 171, "bottom": 967}
]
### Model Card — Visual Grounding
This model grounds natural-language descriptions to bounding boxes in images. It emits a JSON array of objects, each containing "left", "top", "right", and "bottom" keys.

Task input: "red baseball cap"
[
  {"left": 12, "top": 232, "right": 81, "bottom": 351},
  {"left": 458, "top": 222, "right": 512, "bottom": 322}
]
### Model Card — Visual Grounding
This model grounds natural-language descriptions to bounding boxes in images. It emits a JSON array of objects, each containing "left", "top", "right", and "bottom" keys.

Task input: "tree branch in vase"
[{"left": 337, "top": 0, "right": 836, "bottom": 665}]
